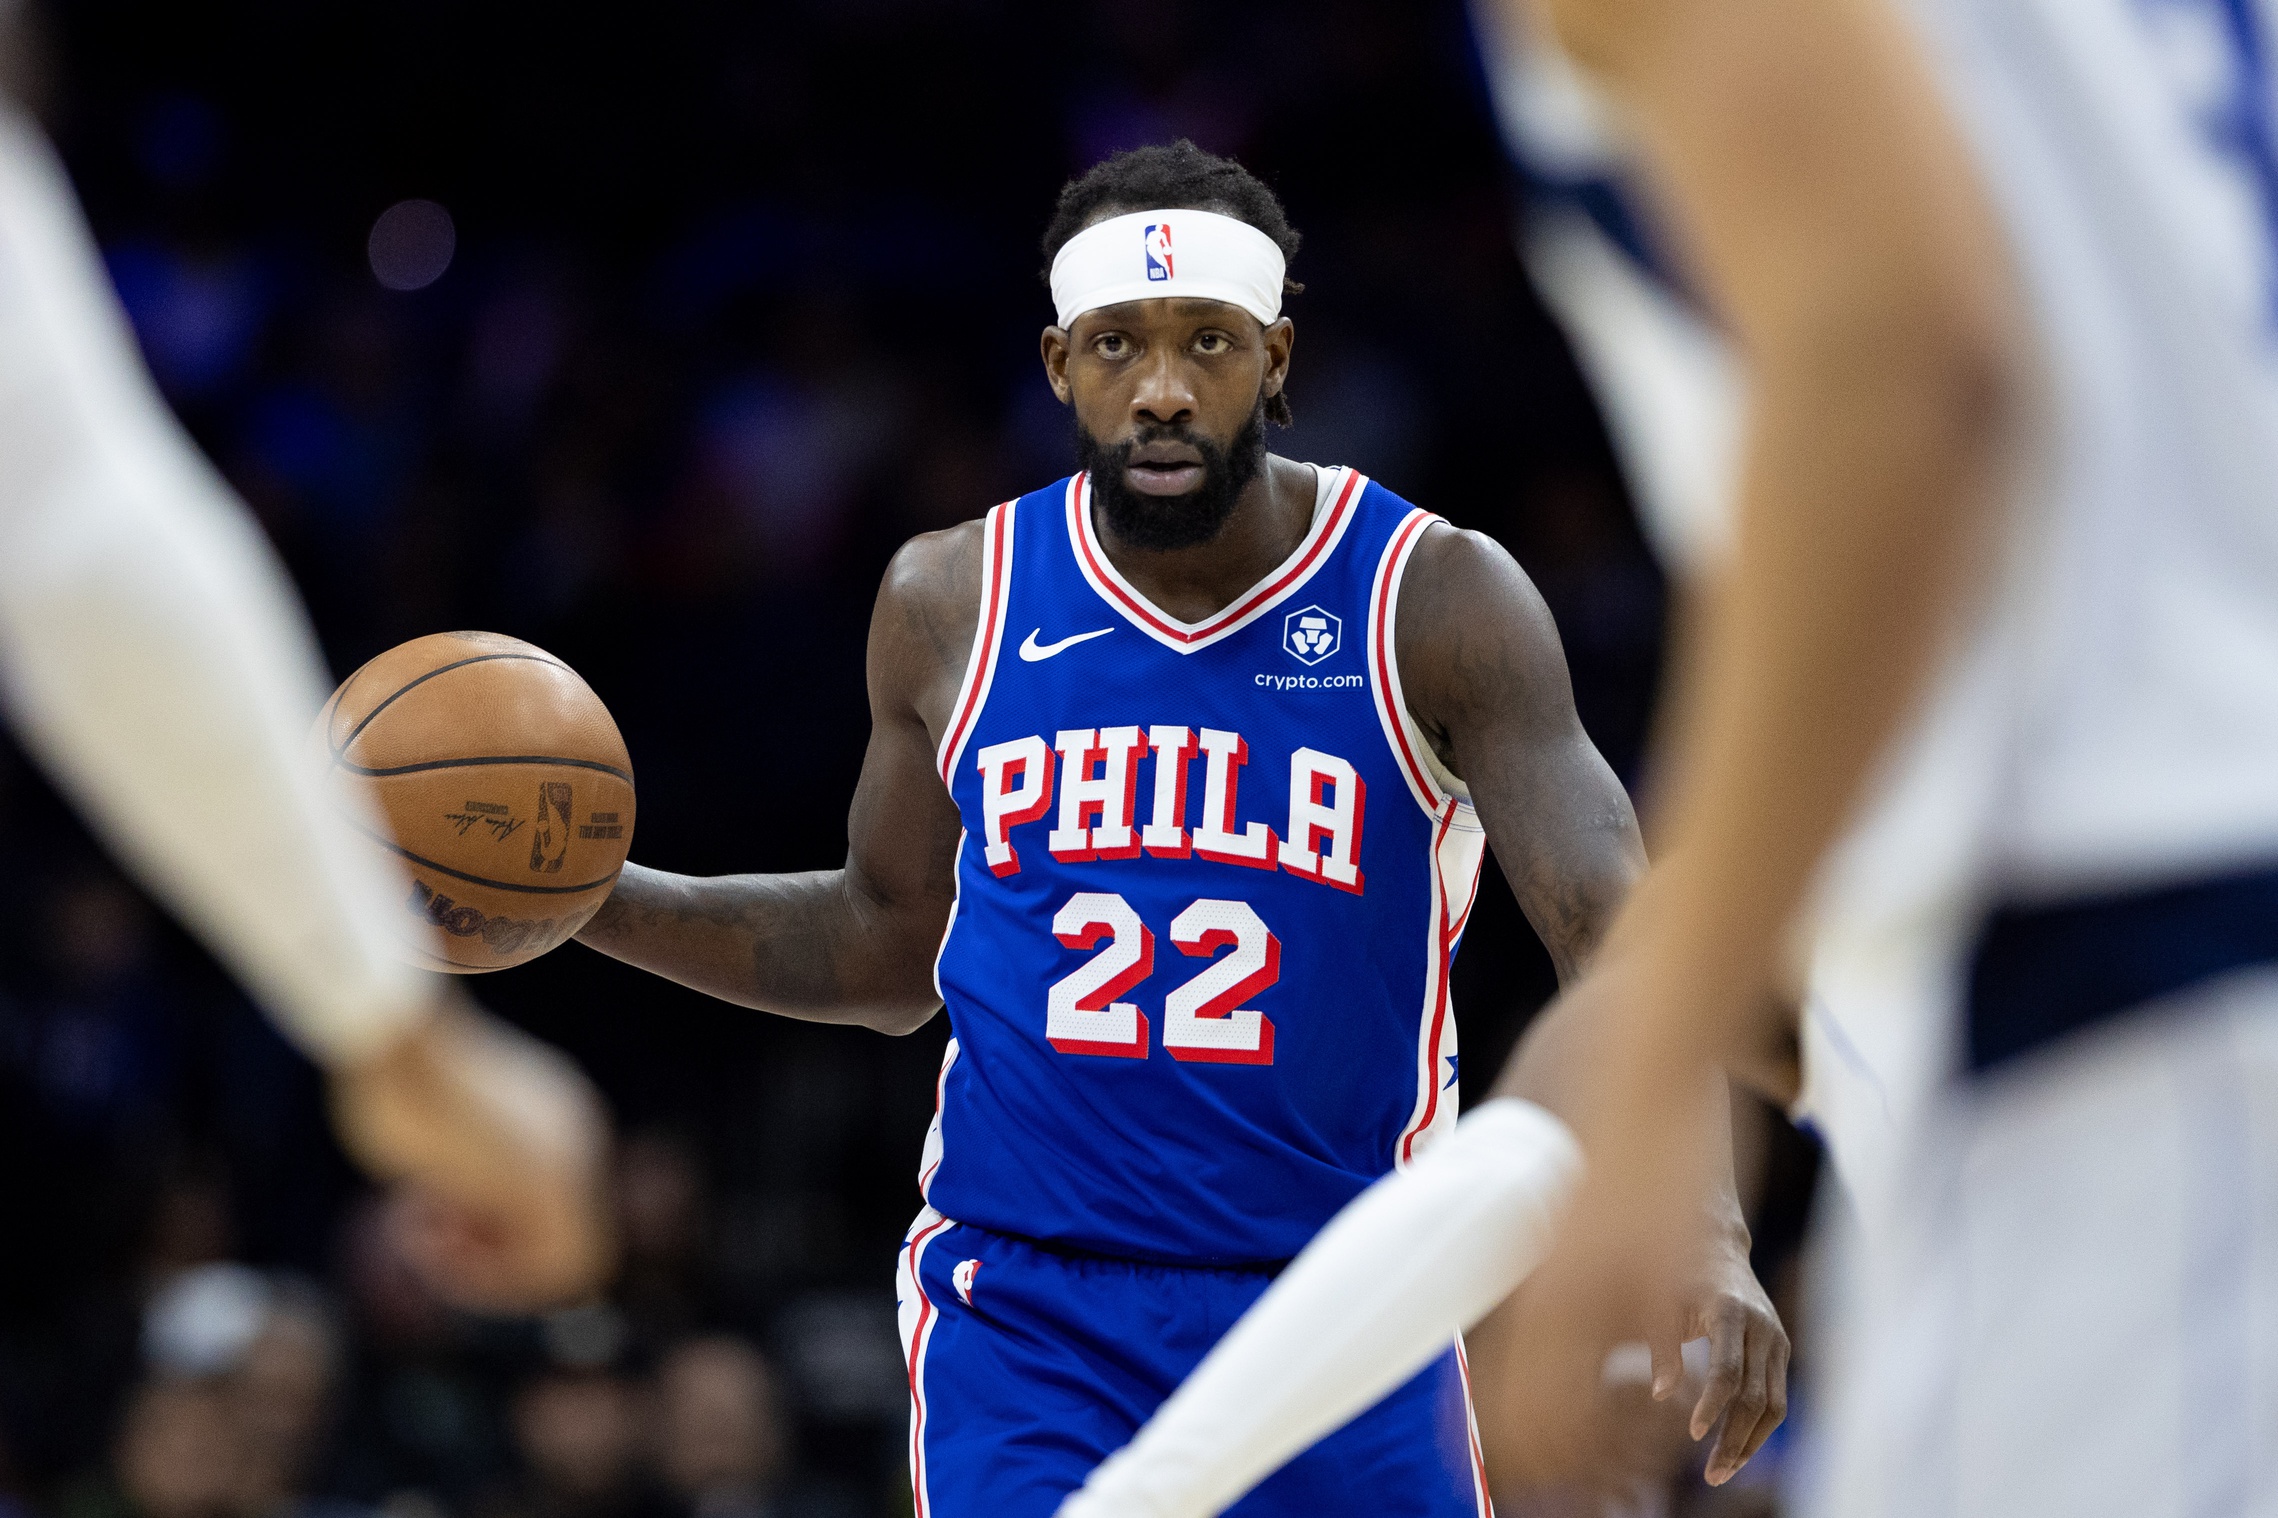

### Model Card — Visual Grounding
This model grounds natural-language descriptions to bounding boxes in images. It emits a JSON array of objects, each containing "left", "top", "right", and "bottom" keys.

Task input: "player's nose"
[{"left": 1129, "top": 347, "right": 1197, "bottom": 426}]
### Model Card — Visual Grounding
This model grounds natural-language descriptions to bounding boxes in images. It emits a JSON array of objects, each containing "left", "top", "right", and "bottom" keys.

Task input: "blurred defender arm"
[
  {"left": 1477, "top": 997, "right": 1785, "bottom": 1487},
  {"left": 576, "top": 528, "right": 974, "bottom": 1037},
  {"left": 1524, "top": 0, "right": 2022, "bottom": 1081},
  {"left": 0, "top": 106, "right": 610, "bottom": 1310},
  {"left": 0, "top": 106, "right": 424, "bottom": 1070},
  {"left": 1475, "top": 0, "right": 2025, "bottom": 1480}
]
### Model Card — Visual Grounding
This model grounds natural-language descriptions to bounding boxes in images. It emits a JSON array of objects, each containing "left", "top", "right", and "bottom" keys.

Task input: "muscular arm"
[
  {"left": 1468, "top": 0, "right": 2022, "bottom": 1486},
  {"left": 1395, "top": 523, "right": 1645, "bottom": 980},
  {"left": 1398, "top": 527, "right": 1783, "bottom": 1484},
  {"left": 576, "top": 525, "right": 980, "bottom": 1036}
]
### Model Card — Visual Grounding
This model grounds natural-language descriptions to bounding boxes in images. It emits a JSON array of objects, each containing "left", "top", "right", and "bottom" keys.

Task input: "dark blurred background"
[{"left": 0, "top": 3, "right": 1728, "bottom": 1515}]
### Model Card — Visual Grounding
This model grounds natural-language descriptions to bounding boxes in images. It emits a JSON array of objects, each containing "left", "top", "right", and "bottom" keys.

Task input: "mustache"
[{"left": 1098, "top": 422, "right": 1212, "bottom": 460}]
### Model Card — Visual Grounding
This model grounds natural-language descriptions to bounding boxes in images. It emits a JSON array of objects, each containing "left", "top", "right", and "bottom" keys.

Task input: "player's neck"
[{"left": 1092, "top": 452, "right": 1316, "bottom": 624}]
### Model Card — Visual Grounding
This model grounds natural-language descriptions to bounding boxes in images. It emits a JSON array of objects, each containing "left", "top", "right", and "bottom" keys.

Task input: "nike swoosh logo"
[{"left": 1018, "top": 626, "right": 1114, "bottom": 661}]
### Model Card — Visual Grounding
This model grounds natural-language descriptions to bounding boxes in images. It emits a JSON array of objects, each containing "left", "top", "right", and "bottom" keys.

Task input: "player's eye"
[
  {"left": 1193, "top": 332, "right": 1232, "bottom": 354},
  {"left": 1093, "top": 334, "right": 1130, "bottom": 358}
]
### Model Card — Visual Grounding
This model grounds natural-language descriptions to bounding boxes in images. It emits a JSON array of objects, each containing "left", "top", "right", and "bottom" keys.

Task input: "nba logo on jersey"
[
  {"left": 1144, "top": 222, "right": 1173, "bottom": 281},
  {"left": 1283, "top": 605, "right": 1341, "bottom": 664},
  {"left": 951, "top": 1257, "right": 981, "bottom": 1306}
]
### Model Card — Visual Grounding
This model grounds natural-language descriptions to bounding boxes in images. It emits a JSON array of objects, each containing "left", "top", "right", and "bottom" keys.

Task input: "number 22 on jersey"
[{"left": 1046, "top": 892, "right": 1284, "bottom": 1063}]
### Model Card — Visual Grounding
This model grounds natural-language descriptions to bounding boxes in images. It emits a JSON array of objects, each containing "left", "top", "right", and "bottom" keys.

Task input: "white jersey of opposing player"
[
  {"left": 1810, "top": 0, "right": 2278, "bottom": 1136},
  {"left": 1483, "top": 0, "right": 2278, "bottom": 1166}
]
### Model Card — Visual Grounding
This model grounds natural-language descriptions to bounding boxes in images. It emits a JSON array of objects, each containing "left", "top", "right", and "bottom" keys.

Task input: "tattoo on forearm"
[{"left": 586, "top": 867, "right": 932, "bottom": 1017}]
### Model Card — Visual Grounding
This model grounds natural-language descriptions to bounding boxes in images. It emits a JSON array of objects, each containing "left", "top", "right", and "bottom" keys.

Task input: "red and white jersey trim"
[
  {"left": 1369, "top": 507, "right": 1458, "bottom": 817},
  {"left": 1395, "top": 797, "right": 1485, "bottom": 1167},
  {"left": 1374, "top": 507, "right": 1486, "bottom": 1166},
  {"left": 896, "top": 1206, "right": 957, "bottom": 1518},
  {"left": 915, "top": 1035, "right": 961, "bottom": 1200},
  {"left": 1065, "top": 466, "right": 1364, "bottom": 654},
  {"left": 1453, "top": 1337, "right": 1497, "bottom": 1518},
  {"left": 936, "top": 500, "right": 1018, "bottom": 784}
]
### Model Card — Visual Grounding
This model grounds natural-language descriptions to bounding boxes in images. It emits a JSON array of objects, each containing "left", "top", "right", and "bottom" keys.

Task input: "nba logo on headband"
[
  {"left": 1144, "top": 222, "right": 1173, "bottom": 281},
  {"left": 1050, "top": 209, "right": 1282, "bottom": 327}
]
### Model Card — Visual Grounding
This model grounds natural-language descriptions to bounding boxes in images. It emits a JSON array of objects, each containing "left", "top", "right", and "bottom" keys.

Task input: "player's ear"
[
  {"left": 1041, "top": 326, "right": 1075, "bottom": 403},
  {"left": 1261, "top": 317, "right": 1294, "bottom": 399}
]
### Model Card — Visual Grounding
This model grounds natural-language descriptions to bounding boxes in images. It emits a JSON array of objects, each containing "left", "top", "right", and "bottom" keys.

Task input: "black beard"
[{"left": 1075, "top": 402, "right": 1268, "bottom": 553}]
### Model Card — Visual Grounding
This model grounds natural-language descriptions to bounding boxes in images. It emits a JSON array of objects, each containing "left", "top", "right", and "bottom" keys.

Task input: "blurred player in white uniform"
[
  {"left": 1059, "top": 0, "right": 2278, "bottom": 1513},
  {"left": 1467, "top": 0, "right": 1924, "bottom": 1239},
  {"left": 0, "top": 8, "right": 609, "bottom": 1312},
  {"left": 1502, "top": 0, "right": 2278, "bottom": 1510}
]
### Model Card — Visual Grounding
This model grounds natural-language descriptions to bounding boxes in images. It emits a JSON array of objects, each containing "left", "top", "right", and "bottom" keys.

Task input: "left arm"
[
  {"left": 1394, "top": 522, "right": 1642, "bottom": 981},
  {"left": 1399, "top": 525, "right": 1786, "bottom": 1487}
]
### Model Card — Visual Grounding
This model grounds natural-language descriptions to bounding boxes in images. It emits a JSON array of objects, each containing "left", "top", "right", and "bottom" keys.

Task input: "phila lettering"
[{"left": 976, "top": 726, "right": 1365, "bottom": 894}]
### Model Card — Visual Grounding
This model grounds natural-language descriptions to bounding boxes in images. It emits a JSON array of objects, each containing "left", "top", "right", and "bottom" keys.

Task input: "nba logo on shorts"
[
  {"left": 952, "top": 1258, "right": 981, "bottom": 1305},
  {"left": 1283, "top": 605, "right": 1341, "bottom": 665},
  {"left": 1144, "top": 222, "right": 1173, "bottom": 281}
]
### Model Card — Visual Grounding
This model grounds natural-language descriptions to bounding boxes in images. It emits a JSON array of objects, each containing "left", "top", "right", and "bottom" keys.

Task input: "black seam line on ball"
[
  {"left": 333, "top": 653, "right": 571, "bottom": 760},
  {"left": 354, "top": 823, "right": 625, "bottom": 895},
  {"left": 336, "top": 753, "right": 634, "bottom": 782}
]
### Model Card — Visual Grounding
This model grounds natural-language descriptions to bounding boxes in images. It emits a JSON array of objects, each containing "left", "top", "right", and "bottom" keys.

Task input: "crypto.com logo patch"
[{"left": 1282, "top": 605, "right": 1342, "bottom": 666}]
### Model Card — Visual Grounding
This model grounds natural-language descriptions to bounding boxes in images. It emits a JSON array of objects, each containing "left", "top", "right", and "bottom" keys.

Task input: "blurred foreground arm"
[
  {"left": 1055, "top": 1002, "right": 1783, "bottom": 1518},
  {"left": 1483, "top": 0, "right": 2023, "bottom": 1475},
  {"left": 0, "top": 108, "right": 610, "bottom": 1310},
  {"left": 1528, "top": 0, "right": 2020, "bottom": 1085}
]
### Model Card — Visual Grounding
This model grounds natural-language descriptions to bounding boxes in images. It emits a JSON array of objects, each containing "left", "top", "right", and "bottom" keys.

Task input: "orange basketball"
[{"left": 314, "top": 631, "right": 636, "bottom": 973}]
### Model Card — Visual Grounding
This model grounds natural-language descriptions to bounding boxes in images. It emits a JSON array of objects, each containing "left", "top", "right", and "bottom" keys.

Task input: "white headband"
[{"left": 1049, "top": 208, "right": 1286, "bottom": 329}]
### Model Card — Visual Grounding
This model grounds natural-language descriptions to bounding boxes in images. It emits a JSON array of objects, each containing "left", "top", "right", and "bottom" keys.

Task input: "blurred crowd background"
[{"left": 0, "top": 2, "right": 1809, "bottom": 1515}]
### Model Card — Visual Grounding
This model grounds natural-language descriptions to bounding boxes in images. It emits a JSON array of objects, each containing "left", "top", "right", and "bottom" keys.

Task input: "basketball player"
[
  {"left": 1062, "top": 0, "right": 2278, "bottom": 1510},
  {"left": 1503, "top": 0, "right": 2278, "bottom": 1508},
  {"left": 574, "top": 140, "right": 1786, "bottom": 1515},
  {"left": 0, "top": 14, "right": 610, "bottom": 1311}
]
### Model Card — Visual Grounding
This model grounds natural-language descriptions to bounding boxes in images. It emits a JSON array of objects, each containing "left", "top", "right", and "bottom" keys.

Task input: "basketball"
[{"left": 313, "top": 630, "right": 635, "bottom": 973}]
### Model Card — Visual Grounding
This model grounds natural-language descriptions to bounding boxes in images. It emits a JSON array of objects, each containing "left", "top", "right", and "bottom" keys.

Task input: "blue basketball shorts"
[{"left": 894, "top": 1207, "right": 1493, "bottom": 1518}]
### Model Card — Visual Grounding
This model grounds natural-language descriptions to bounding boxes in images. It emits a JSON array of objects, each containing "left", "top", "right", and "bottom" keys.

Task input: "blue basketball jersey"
[{"left": 922, "top": 466, "right": 1486, "bottom": 1265}]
